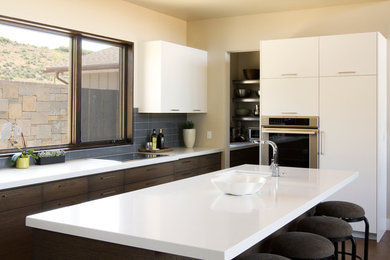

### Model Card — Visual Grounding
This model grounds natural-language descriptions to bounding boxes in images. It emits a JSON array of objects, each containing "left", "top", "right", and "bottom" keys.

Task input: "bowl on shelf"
[
  {"left": 235, "top": 108, "right": 250, "bottom": 116},
  {"left": 256, "top": 90, "right": 260, "bottom": 97},
  {"left": 243, "top": 69, "right": 260, "bottom": 80},
  {"left": 235, "top": 89, "right": 251, "bottom": 98},
  {"left": 211, "top": 172, "right": 267, "bottom": 196}
]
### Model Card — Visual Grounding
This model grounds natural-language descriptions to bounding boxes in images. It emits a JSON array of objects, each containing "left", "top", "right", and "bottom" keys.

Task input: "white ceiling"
[{"left": 124, "top": 0, "right": 385, "bottom": 21}]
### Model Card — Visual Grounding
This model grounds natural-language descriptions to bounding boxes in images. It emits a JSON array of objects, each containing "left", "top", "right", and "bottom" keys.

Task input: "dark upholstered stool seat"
[
  {"left": 315, "top": 201, "right": 368, "bottom": 260},
  {"left": 243, "top": 253, "right": 290, "bottom": 260},
  {"left": 271, "top": 232, "right": 334, "bottom": 259},
  {"left": 297, "top": 216, "right": 352, "bottom": 239},
  {"left": 315, "top": 201, "right": 365, "bottom": 219}
]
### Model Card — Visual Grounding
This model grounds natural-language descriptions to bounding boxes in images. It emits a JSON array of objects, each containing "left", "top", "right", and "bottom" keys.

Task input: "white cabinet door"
[
  {"left": 261, "top": 78, "right": 318, "bottom": 116},
  {"left": 260, "top": 37, "right": 318, "bottom": 78},
  {"left": 320, "top": 32, "right": 377, "bottom": 76},
  {"left": 319, "top": 76, "right": 377, "bottom": 232},
  {"left": 140, "top": 41, "right": 207, "bottom": 113}
]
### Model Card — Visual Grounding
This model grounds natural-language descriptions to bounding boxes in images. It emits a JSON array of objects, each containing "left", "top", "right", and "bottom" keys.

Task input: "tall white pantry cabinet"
[{"left": 260, "top": 32, "right": 387, "bottom": 241}]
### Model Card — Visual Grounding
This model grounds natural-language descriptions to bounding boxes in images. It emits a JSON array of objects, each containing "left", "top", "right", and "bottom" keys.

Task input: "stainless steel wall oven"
[{"left": 261, "top": 116, "right": 319, "bottom": 168}]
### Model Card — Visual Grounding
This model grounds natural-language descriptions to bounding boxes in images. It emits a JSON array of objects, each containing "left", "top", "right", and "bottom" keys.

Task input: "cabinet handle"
[
  {"left": 338, "top": 71, "right": 356, "bottom": 74},
  {"left": 170, "top": 109, "right": 180, "bottom": 111},
  {"left": 100, "top": 175, "right": 115, "bottom": 180},
  {"left": 281, "top": 112, "right": 298, "bottom": 115},
  {"left": 281, "top": 73, "right": 298, "bottom": 76},
  {"left": 100, "top": 190, "right": 117, "bottom": 196},
  {"left": 192, "top": 109, "right": 201, "bottom": 111}
]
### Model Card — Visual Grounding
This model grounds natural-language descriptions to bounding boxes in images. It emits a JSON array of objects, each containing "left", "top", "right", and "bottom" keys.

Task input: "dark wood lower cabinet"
[
  {"left": 33, "top": 229, "right": 196, "bottom": 260},
  {"left": 0, "top": 204, "right": 42, "bottom": 260},
  {"left": 230, "top": 146, "right": 259, "bottom": 167}
]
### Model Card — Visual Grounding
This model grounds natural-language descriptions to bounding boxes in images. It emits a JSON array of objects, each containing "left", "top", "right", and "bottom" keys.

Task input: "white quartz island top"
[
  {"left": 0, "top": 147, "right": 222, "bottom": 190},
  {"left": 26, "top": 165, "right": 358, "bottom": 260}
]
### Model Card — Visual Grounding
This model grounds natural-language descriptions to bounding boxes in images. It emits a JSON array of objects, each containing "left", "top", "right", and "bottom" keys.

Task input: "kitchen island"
[{"left": 26, "top": 165, "right": 358, "bottom": 260}]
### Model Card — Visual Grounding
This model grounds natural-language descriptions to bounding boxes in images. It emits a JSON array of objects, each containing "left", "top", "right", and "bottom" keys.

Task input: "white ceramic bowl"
[{"left": 211, "top": 173, "right": 267, "bottom": 196}]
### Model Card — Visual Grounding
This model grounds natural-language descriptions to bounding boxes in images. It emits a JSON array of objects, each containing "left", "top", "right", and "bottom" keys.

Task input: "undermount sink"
[
  {"left": 211, "top": 170, "right": 268, "bottom": 196},
  {"left": 94, "top": 153, "right": 168, "bottom": 162}
]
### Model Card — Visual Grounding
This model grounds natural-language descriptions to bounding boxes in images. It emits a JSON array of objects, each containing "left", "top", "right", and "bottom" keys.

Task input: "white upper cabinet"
[
  {"left": 320, "top": 32, "right": 377, "bottom": 76},
  {"left": 261, "top": 78, "right": 318, "bottom": 116},
  {"left": 260, "top": 37, "right": 319, "bottom": 78},
  {"left": 139, "top": 41, "right": 207, "bottom": 113}
]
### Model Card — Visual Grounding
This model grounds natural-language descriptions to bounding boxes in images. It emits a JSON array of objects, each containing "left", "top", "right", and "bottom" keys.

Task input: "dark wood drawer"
[
  {"left": 174, "top": 157, "right": 199, "bottom": 173},
  {"left": 0, "top": 185, "right": 42, "bottom": 212},
  {"left": 42, "top": 194, "right": 88, "bottom": 211},
  {"left": 199, "top": 153, "right": 221, "bottom": 167},
  {"left": 174, "top": 169, "right": 198, "bottom": 180},
  {"left": 42, "top": 177, "right": 88, "bottom": 202},
  {"left": 125, "top": 175, "right": 174, "bottom": 192},
  {"left": 198, "top": 164, "right": 221, "bottom": 175},
  {"left": 125, "top": 162, "right": 174, "bottom": 184},
  {"left": 88, "top": 170, "right": 124, "bottom": 192},
  {"left": 88, "top": 186, "right": 124, "bottom": 201}
]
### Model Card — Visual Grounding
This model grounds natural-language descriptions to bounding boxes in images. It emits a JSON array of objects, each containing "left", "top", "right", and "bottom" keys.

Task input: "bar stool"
[
  {"left": 315, "top": 201, "right": 368, "bottom": 260},
  {"left": 297, "top": 216, "right": 356, "bottom": 260},
  {"left": 243, "top": 253, "right": 290, "bottom": 260},
  {"left": 271, "top": 232, "right": 334, "bottom": 259}
]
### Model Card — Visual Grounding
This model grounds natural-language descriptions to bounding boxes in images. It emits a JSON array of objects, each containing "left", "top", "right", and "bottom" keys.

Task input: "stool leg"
[
  {"left": 342, "top": 241, "right": 346, "bottom": 260},
  {"left": 350, "top": 236, "right": 357, "bottom": 260},
  {"left": 363, "top": 216, "right": 369, "bottom": 260},
  {"left": 334, "top": 242, "right": 338, "bottom": 259}
]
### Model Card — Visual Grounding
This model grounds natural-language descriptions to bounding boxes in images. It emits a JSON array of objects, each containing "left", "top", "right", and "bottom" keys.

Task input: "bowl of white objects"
[{"left": 211, "top": 173, "right": 267, "bottom": 196}]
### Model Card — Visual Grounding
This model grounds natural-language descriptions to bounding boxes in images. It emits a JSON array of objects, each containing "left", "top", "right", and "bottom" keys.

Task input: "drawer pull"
[
  {"left": 281, "top": 112, "right": 298, "bottom": 115},
  {"left": 100, "top": 175, "right": 115, "bottom": 180},
  {"left": 100, "top": 190, "right": 117, "bottom": 196},
  {"left": 338, "top": 71, "right": 356, "bottom": 74},
  {"left": 281, "top": 73, "right": 297, "bottom": 76},
  {"left": 58, "top": 184, "right": 62, "bottom": 188},
  {"left": 146, "top": 168, "right": 156, "bottom": 172},
  {"left": 170, "top": 109, "right": 180, "bottom": 111},
  {"left": 193, "top": 109, "right": 201, "bottom": 111}
]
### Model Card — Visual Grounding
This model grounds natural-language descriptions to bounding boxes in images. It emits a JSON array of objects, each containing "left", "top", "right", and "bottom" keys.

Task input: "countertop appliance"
[
  {"left": 248, "top": 127, "right": 260, "bottom": 142},
  {"left": 261, "top": 116, "right": 319, "bottom": 168}
]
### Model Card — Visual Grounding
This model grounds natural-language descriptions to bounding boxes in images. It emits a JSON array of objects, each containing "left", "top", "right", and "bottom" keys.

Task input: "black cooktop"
[{"left": 95, "top": 153, "right": 167, "bottom": 162}]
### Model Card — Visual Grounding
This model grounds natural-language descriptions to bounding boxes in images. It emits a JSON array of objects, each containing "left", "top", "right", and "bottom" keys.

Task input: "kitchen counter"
[
  {"left": 26, "top": 164, "right": 358, "bottom": 260},
  {"left": 0, "top": 147, "right": 223, "bottom": 190},
  {"left": 229, "top": 141, "right": 259, "bottom": 151}
]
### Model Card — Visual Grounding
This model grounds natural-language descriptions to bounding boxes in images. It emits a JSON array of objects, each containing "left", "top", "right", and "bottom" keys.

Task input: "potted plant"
[
  {"left": 1, "top": 122, "right": 37, "bottom": 168},
  {"left": 37, "top": 149, "right": 65, "bottom": 165},
  {"left": 183, "top": 120, "right": 196, "bottom": 148}
]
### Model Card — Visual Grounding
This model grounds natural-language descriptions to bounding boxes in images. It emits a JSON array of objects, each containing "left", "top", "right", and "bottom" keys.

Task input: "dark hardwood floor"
[{"left": 343, "top": 231, "right": 390, "bottom": 259}]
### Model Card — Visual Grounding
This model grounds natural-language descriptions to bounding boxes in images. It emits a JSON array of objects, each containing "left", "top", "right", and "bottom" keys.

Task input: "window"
[{"left": 0, "top": 16, "right": 133, "bottom": 153}]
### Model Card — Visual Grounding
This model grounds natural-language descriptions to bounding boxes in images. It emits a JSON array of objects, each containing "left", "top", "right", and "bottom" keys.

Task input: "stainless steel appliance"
[
  {"left": 261, "top": 116, "right": 319, "bottom": 168},
  {"left": 248, "top": 127, "right": 260, "bottom": 142}
]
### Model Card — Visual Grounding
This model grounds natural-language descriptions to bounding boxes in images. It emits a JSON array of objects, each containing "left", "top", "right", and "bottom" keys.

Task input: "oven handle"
[{"left": 262, "top": 128, "right": 318, "bottom": 135}]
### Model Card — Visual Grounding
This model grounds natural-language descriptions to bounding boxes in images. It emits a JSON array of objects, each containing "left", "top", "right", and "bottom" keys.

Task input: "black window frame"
[{"left": 0, "top": 15, "right": 133, "bottom": 154}]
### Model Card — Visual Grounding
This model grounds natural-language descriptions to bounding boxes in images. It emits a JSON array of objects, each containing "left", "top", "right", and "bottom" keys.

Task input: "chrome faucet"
[{"left": 260, "top": 140, "right": 280, "bottom": 177}]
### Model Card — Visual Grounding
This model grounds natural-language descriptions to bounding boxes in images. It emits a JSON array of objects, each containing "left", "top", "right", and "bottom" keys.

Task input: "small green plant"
[
  {"left": 38, "top": 149, "right": 65, "bottom": 158},
  {"left": 183, "top": 121, "right": 195, "bottom": 129}
]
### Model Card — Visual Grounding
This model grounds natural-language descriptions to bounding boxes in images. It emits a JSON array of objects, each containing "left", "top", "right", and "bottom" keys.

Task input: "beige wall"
[
  {"left": 0, "top": 0, "right": 187, "bottom": 108},
  {"left": 187, "top": 1, "right": 390, "bottom": 219}
]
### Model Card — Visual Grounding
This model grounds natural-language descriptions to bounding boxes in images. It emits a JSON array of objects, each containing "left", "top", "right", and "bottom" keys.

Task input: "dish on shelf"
[
  {"left": 235, "top": 89, "right": 251, "bottom": 98},
  {"left": 211, "top": 172, "right": 267, "bottom": 196},
  {"left": 243, "top": 69, "right": 259, "bottom": 80},
  {"left": 235, "top": 108, "right": 250, "bottom": 116}
]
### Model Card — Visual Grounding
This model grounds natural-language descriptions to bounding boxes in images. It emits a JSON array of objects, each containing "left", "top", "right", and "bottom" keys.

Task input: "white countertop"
[
  {"left": 26, "top": 164, "right": 358, "bottom": 260},
  {"left": 229, "top": 142, "right": 259, "bottom": 151},
  {"left": 0, "top": 147, "right": 222, "bottom": 190}
]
